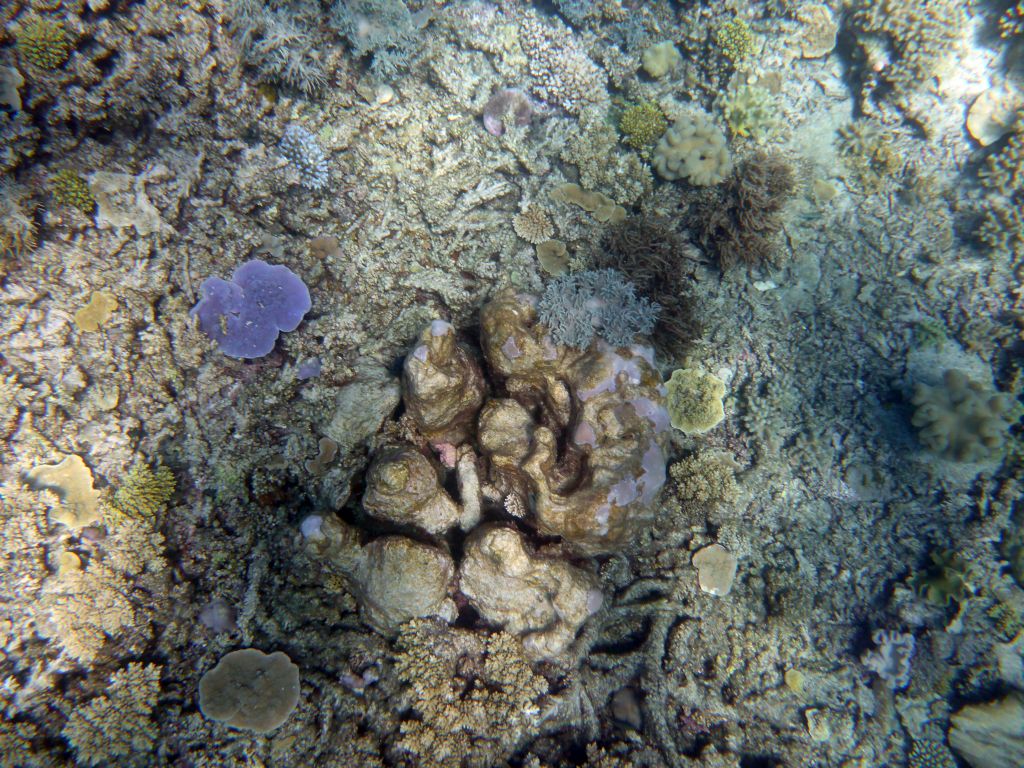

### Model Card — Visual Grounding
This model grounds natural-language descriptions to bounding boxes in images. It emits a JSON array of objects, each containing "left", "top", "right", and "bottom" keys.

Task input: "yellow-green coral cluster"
[
  {"left": 719, "top": 84, "right": 775, "bottom": 141},
  {"left": 108, "top": 464, "right": 175, "bottom": 525},
  {"left": 15, "top": 17, "right": 73, "bottom": 70},
  {"left": 714, "top": 19, "right": 756, "bottom": 64},
  {"left": 50, "top": 169, "right": 95, "bottom": 214},
  {"left": 618, "top": 101, "right": 667, "bottom": 152}
]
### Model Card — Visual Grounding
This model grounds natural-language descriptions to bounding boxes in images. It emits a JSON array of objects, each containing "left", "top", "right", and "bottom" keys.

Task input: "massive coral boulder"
[
  {"left": 362, "top": 444, "right": 461, "bottom": 534},
  {"left": 459, "top": 526, "right": 601, "bottom": 661},
  {"left": 402, "top": 319, "right": 486, "bottom": 445},
  {"left": 480, "top": 291, "right": 671, "bottom": 554}
]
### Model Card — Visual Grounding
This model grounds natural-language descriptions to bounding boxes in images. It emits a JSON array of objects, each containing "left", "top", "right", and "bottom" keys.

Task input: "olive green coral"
[
  {"left": 714, "top": 19, "right": 756, "bottom": 64},
  {"left": 910, "top": 548, "right": 971, "bottom": 606},
  {"left": 15, "top": 17, "right": 73, "bottom": 70},
  {"left": 50, "top": 169, "right": 95, "bottom": 214},
  {"left": 619, "top": 101, "right": 667, "bottom": 152},
  {"left": 108, "top": 464, "right": 175, "bottom": 525},
  {"left": 719, "top": 84, "right": 775, "bottom": 142}
]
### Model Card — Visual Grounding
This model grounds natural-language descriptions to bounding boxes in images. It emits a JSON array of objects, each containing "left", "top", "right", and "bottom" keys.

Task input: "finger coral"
[
  {"left": 63, "top": 663, "right": 161, "bottom": 767},
  {"left": 910, "top": 369, "right": 1017, "bottom": 463}
]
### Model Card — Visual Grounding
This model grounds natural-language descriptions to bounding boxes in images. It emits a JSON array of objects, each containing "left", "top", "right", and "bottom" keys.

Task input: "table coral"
[
  {"left": 198, "top": 649, "right": 300, "bottom": 733},
  {"left": 190, "top": 259, "right": 311, "bottom": 359}
]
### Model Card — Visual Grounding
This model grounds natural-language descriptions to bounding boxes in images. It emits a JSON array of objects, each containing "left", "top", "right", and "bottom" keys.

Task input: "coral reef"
[
  {"left": 910, "top": 548, "right": 971, "bottom": 607},
  {"left": 330, "top": 0, "right": 426, "bottom": 77},
  {"left": 713, "top": 18, "right": 756, "bottom": 67},
  {"left": 513, "top": 204, "right": 555, "bottom": 244},
  {"left": 483, "top": 88, "right": 533, "bottom": 137},
  {"left": 718, "top": 84, "right": 775, "bottom": 142},
  {"left": 652, "top": 111, "right": 732, "bottom": 185},
  {"left": 837, "top": 121, "right": 902, "bottom": 194},
  {"left": 596, "top": 216, "right": 701, "bottom": 349},
  {"left": 14, "top": 16, "right": 72, "bottom": 70},
  {"left": 618, "top": 101, "right": 667, "bottom": 152},
  {"left": 49, "top": 169, "right": 95, "bottom": 214},
  {"left": 190, "top": 259, "right": 312, "bottom": 359},
  {"left": 0, "top": 177, "right": 36, "bottom": 259},
  {"left": 847, "top": 0, "right": 967, "bottom": 109},
  {"left": 640, "top": 41, "right": 681, "bottom": 78},
  {"left": 688, "top": 151, "right": 795, "bottom": 269},
  {"left": 226, "top": 0, "right": 328, "bottom": 94},
  {"left": 861, "top": 628, "right": 915, "bottom": 689},
  {"left": 108, "top": 464, "right": 176, "bottom": 525},
  {"left": 664, "top": 368, "right": 726, "bottom": 435},
  {"left": 393, "top": 620, "right": 554, "bottom": 768},
  {"left": 519, "top": 9, "right": 607, "bottom": 115}
]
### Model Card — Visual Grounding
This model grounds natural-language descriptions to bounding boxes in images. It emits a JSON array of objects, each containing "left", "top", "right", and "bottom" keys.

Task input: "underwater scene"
[{"left": 2, "top": 0, "right": 1024, "bottom": 766}]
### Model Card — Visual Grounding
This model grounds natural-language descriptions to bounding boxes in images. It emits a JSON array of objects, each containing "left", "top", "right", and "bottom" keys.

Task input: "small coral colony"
[{"left": 1, "top": 0, "right": 1023, "bottom": 767}]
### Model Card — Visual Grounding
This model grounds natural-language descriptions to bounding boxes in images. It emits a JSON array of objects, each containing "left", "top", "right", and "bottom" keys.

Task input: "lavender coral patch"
[{"left": 191, "top": 259, "right": 311, "bottom": 359}]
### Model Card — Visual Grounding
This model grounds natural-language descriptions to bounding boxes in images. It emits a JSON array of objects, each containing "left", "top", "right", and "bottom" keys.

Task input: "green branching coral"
[
  {"left": 910, "top": 548, "right": 971, "bottom": 606},
  {"left": 50, "top": 169, "right": 95, "bottom": 214},
  {"left": 15, "top": 17, "right": 73, "bottom": 70},
  {"left": 108, "top": 464, "right": 175, "bottom": 525},
  {"left": 619, "top": 101, "right": 667, "bottom": 153},
  {"left": 719, "top": 84, "right": 775, "bottom": 141},
  {"left": 714, "top": 19, "right": 756, "bottom": 64}
]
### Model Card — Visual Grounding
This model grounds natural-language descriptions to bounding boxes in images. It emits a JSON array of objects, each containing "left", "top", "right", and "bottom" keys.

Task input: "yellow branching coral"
[
  {"left": 15, "top": 17, "right": 72, "bottom": 70},
  {"left": 50, "top": 169, "right": 95, "bottom": 214},
  {"left": 63, "top": 663, "right": 161, "bottom": 767},
  {"left": 714, "top": 19, "right": 756, "bottom": 64},
  {"left": 108, "top": 464, "right": 175, "bottom": 525},
  {"left": 393, "top": 619, "right": 551, "bottom": 768}
]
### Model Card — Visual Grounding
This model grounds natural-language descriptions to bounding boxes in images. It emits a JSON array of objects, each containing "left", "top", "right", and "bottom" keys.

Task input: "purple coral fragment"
[
  {"left": 190, "top": 259, "right": 311, "bottom": 359},
  {"left": 483, "top": 88, "right": 533, "bottom": 136}
]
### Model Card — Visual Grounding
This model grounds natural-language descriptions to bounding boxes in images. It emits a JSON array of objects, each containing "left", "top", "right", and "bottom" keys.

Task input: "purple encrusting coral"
[
  {"left": 483, "top": 88, "right": 533, "bottom": 136},
  {"left": 191, "top": 259, "right": 311, "bottom": 359}
]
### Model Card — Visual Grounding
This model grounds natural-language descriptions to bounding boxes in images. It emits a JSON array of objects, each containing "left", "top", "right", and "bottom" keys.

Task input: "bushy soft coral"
[
  {"left": 330, "top": 0, "right": 427, "bottom": 77},
  {"left": 537, "top": 269, "right": 659, "bottom": 350}
]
